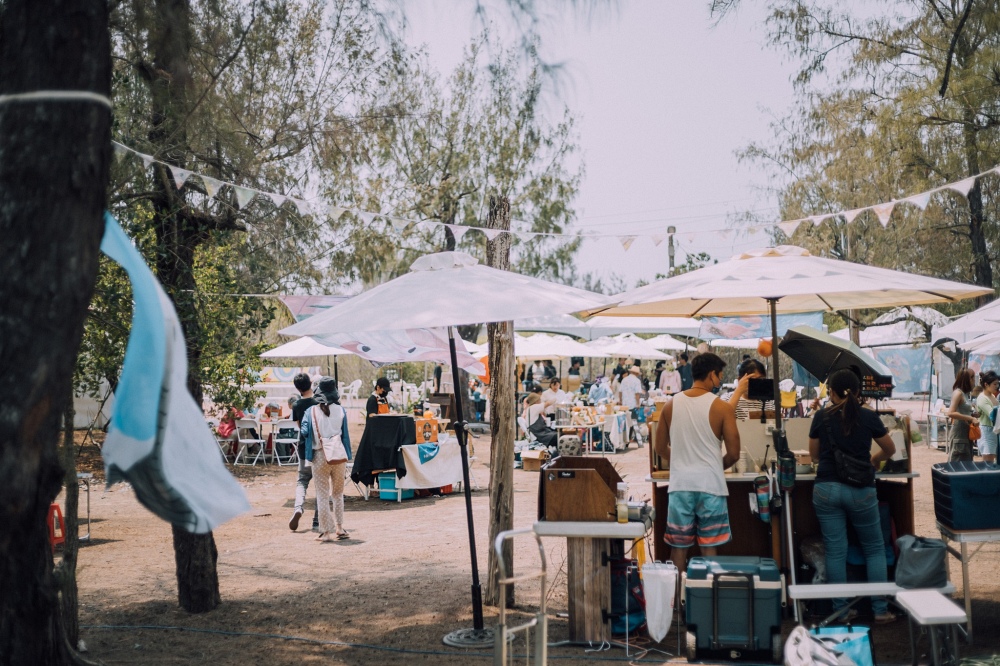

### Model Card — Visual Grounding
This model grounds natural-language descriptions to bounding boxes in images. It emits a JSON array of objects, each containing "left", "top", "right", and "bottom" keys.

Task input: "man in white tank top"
[{"left": 653, "top": 352, "right": 741, "bottom": 578}]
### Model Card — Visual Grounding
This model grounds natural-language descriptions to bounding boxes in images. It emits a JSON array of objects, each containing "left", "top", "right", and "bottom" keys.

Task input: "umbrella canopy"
[
  {"left": 958, "top": 329, "right": 1000, "bottom": 354},
  {"left": 933, "top": 299, "right": 1000, "bottom": 344},
  {"left": 260, "top": 336, "right": 352, "bottom": 358},
  {"left": 515, "top": 313, "right": 701, "bottom": 339},
  {"left": 514, "top": 333, "right": 608, "bottom": 361},
  {"left": 584, "top": 246, "right": 991, "bottom": 318},
  {"left": 284, "top": 252, "right": 611, "bottom": 336},
  {"left": 587, "top": 333, "right": 672, "bottom": 360},
  {"left": 644, "top": 334, "right": 689, "bottom": 351},
  {"left": 779, "top": 326, "right": 893, "bottom": 384},
  {"left": 710, "top": 337, "right": 766, "bottom": 349}
]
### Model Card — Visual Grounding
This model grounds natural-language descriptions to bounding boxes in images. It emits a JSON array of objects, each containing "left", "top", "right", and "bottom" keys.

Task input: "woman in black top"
[{"left": 808, "top": 368, "right": 897, "bottom": 624}]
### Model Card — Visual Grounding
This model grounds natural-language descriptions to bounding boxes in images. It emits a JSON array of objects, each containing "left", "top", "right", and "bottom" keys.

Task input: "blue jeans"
[{"left": 812, "top": 482, "right": 888, "bottom": 615}]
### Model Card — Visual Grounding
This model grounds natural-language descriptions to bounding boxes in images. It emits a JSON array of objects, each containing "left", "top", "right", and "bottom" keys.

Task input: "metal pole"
[
  {"left": 333, "top": 356, "right": 339, "bottom": 384},
  {"left": 769, "top": 298, "right": 782, "bottom": 431},
  {"left": 448, "top": 326, "right": 484, "bottom": 631},
  {"left": 667, "top": 225, "right": 676, "bottom": 276}
]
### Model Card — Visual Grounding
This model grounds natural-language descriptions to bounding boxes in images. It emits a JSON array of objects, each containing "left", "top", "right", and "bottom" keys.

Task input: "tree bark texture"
[
  {"left": 57, "top": 396, "right": 80, "bottom": 649},
  {"left": 961, "top": 110, "right": 993, "bottom": 305},
  {"left": 0, "top": 0, "right": 111, "bottom": 662},
  {"left": 484, "top": 196, "right": 516, "bottom": 607},
  {"left": 140, "top": 0, "right": 221, "bottom": 611}
]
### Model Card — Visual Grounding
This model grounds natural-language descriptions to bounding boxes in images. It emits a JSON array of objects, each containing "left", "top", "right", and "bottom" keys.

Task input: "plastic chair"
[
  {"left": 233, "top": 418, "right": 267, "bottom": 466},
  {"left": 272, "top": 419, "right": 300, "bottom": 466}
]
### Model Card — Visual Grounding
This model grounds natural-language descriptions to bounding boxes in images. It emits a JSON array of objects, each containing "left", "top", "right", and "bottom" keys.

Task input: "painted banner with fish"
[{"left": 699, "top": 312, "right": 824, "bottom": 341}]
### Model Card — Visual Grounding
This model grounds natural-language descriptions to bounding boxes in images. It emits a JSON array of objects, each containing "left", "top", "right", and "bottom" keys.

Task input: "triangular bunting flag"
[
  {"left": 946, "top": 176, "right": 977, "bottom": 197},
  {"left": 139, "top": 153, "right": 154, "bottom": 170},
  {"left": 357, "top": 211, "right": 377, "bottom": 224},
  {"left": 903, "top": 191, "right": 932, "bottom": 210},
  {"left": 293, "top": 199, "right": 314, "bottom": 216},
  {"left": 390, "top": 217, "right": 410, "bottom": 232},
  {"left": 777, "top": 220, "right": 802, "bottom": 236},
  {"left": 619, "top": 236, "right": 637, "bottom": 251},
  {"left": 200, "top": 175, "right": 222, "bottom": 199},
  {"left": 842, "top": 208, "right": 865, "bottom": 224},
  {"left": 113, "top": 143, "right": 128, "bottom": 162},
  {"left": 809, "top": 214, "right": 833, "bottom": 226},
  {"left": 872, "top": 201, "right": 895, "bottom": 227},
  {"left": 235, "top": 186, "right": 256, "bottom": 209},
  {"left": 328, "top": 206, "right": 346, "bottom": 221},
  {"left": 515, "top": 231, "right": 535, "bottom": 243},
  {"left": 447, "top": 224, "right": 469, "bottom": 241},
  {"left": 715, "top": 229, "right": 733, "bottom": 240},
  {"left": 169, "top": 166, "right": 192, "bottom": 189},
  {"left": 482, "top": 228, "right": 503, "bottom": 241},
  {"left": 268, "top": 193, "right": 287, "bottom": 208},
  {"left": 651, "top": 234, "right": 665, "bottom": 247}
]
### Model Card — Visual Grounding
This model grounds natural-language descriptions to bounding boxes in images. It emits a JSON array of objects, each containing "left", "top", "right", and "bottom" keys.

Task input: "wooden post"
[{"left": 485, "top": 196, "right": 516, "bottom": 607}]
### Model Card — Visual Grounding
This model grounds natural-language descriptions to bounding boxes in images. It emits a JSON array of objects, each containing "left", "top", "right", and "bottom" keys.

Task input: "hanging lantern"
[{"left": 757, "top": 338, "right": 773, "bottom": 357}]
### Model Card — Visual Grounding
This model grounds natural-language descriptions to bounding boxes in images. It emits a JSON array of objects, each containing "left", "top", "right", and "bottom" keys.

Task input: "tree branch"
[{"left": 939, "top": 0, "right": 975, "bottom": 97}]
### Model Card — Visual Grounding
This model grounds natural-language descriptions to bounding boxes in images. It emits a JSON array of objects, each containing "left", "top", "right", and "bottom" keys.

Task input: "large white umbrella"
[
  {"left": 281, "top": 251, "right": 610, "bottom": 642},
  {"left": 933, "top": 299, "right": 1000, "bottom": 344},
  {"left": 515, "top": 312, "right": 701, "bottom": 339},
  {"left": 514, "top": 332, "right": 608, "bottom": 361},
  {"left": 644, "top": 333, "right": 690, "bottom": 351},
  {"left": 587, "top": 333, "right": 672, "bottom": 360},
  {"left": 260, "top": 336, "right": 354, "bottom": 383},
  {"left": 585, "top": 245, "right": 991, "bottom": 428}
]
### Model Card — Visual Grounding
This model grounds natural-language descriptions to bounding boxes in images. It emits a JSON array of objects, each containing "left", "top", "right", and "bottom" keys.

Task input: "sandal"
[
  {"left": 336, "top": 531, "right": 350, "bottom": 541},
  {"left": 315, "top": 532, "right": 333, "bottom": 542},
  {"left": 874, "top": 611, "right": 898, "bottom": 625}
]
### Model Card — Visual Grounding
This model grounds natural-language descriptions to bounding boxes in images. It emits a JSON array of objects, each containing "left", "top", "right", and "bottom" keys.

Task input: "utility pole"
[{"left": 667, "top": 225, "right": 676, "bottom": 276}]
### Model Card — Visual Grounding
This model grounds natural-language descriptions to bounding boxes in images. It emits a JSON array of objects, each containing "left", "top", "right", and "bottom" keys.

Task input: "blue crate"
[{"left": 378, "top": 472, "right": 414, "bottom": 501}]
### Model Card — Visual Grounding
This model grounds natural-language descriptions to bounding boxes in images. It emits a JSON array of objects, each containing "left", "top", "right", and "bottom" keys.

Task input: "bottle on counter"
[{"left": 616, "top": 482, "right": 628, "bottom": 523}]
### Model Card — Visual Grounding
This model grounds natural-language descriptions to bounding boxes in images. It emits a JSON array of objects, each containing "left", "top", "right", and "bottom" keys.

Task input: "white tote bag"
[{"left": 641, "top": 561, "right": 677, "bottom": 642}]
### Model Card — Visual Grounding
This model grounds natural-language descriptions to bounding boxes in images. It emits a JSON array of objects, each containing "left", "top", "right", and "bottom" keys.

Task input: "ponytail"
[
  {"left": 827, "top": 368, "right": 862, "bottom": 434},
  {"left": 319, "top": 402, "right": 331, "bottom": 417}
]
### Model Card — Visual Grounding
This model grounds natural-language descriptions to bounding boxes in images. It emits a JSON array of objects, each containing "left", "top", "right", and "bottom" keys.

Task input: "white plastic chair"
[
  {"left": 271, "top": 419, "right": 300, "bottom": 466},
  {"left": 206, "top": 418, "right": 231, "bottom": 462},
  {"left": 343, "top": 379, "right": 362, "bottom": 409},
  {"left": 233, "top": 419, "right": 267, "bottom": 466}
]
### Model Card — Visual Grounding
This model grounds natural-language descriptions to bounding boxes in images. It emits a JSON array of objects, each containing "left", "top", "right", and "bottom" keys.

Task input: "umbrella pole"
[
  {"left": 333, "top": 356, "right": 339, "bottom": 384},
  {"left": 446, "top": 326, "right": 486, "bottom": 634},
  {"left": 769, "top": 298, "right": 782, "bottom": 431}
]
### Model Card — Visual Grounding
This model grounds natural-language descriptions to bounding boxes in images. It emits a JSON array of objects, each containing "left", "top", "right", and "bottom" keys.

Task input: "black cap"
[{"left": 376, "top": 377, "right": 391, "bottom": 391}]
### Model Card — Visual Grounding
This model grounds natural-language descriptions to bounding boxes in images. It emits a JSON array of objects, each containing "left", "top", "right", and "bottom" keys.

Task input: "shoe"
[
  {"left": 288, "top": 509, "right": 302, "bottom": 532},
  {"left": 336, "top": 531, "right": 350, "bottom": 540},
  {"left": 316, "top": 532, "right": 333, "bottom": 542},
  {"left": 874, "top": 611, "right": 898, "bottom": 625}
]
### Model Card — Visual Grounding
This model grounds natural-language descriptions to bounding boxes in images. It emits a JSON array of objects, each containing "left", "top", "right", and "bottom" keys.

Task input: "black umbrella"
[{"left": 778, "top": 325, "right": 894, "bottom": 384}]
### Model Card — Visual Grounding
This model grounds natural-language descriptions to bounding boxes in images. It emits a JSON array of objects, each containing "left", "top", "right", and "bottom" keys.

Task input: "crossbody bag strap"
[{"left": 311, "top": 405, "right": 324, "bottom": 451}]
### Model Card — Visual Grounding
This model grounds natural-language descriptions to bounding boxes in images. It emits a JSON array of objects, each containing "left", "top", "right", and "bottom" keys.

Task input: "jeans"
[
  {"left": 812, "top": 482, "right": 888, "bottom": 616},
  {"left": 294, "top": 443, "right": 319, "bottom": 527}
]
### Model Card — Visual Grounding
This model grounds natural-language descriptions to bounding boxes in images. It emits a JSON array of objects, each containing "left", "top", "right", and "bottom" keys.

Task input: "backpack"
[{"left": 610, "top": 558, "right": 646, "bottom": 636}]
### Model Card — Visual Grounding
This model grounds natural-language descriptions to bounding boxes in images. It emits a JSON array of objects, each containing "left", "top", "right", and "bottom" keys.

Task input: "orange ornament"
[{"left": 757, "top": 338, "right": 773, "bottom": 357}]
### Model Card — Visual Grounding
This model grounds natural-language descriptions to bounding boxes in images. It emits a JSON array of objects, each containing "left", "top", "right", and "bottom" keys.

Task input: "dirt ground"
[{"left": 64, "top": 416, "right": 1000, "bottom": 665}]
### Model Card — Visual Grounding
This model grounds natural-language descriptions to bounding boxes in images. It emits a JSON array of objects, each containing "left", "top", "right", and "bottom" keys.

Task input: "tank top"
[
  {"left": 950, "top": 392, "right": 973, "bottom": 443},
  {"left": 668, "top": 391, "right": 727, "bottom": 496}
]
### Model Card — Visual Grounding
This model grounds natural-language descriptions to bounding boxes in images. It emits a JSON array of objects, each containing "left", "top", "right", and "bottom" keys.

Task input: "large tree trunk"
[
  {"left": 961, "top": 111, "right": 993, "bottom": 305},
  {"left": 0, "top": 0, "right": 111, "bottom": 661},
  {"left": 57, "top": 395, "right": 81, "bottom": 649},
  {"left": 485, "top": 196, "right": 516, "bottom": 607}
]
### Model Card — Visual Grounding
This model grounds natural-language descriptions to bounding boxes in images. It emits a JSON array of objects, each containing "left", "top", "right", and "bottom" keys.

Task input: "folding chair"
[
  {"left": 344, "top": 462, "right": 370, "bottom": 500},
  {"left": 206, "top": 418, "right": 233, "bottom": 461},
  {"left": 233, "top": 418, "right": 267, "bottom": 466},
  {"left": 272, "top": 419, "right": 300, "bottom": 466}
]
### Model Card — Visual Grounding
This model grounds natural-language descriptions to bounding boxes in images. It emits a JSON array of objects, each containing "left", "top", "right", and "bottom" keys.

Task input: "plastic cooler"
[
  {"left": 683, "top": 556, "right": 783, "bottom": 662},
  {"left": 378, "top": 472, "right": 414, "bottom": 501},
  {"left": 932, "top": 460, "right": 1000, "bottom": 530}
]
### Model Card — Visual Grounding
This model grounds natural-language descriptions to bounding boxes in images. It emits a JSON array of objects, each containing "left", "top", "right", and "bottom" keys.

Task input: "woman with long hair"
[
  {"left": 809, "top": 368, "right": 897, "bottom": 624},
  {"left": 946, "top": 368, "right": 979, "bottom": 463},
  {"left": 301, "top": 377, "right": 352, "bottom": 542},
  {"left": 975, "top": 371, "right": 999, "bottom": 464}
]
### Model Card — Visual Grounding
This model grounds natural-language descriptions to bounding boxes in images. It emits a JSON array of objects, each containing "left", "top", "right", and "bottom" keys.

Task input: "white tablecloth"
[{"left": 396, "top": 441, "right": 464, "bottom": 489}]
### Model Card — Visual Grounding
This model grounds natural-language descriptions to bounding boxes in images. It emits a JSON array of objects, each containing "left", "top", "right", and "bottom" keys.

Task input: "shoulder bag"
[
  {"left": 822, "top": 410, "right": 875, "bottom": 488},
  {"left": 895, "top": 535, "right": 948, "bottom": 588},
  {"left": 968, "top": 421, "right": 982, "bottom": 441}
]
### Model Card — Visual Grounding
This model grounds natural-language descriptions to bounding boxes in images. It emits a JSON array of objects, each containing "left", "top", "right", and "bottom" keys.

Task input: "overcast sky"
[{"left": 405, "top": 1, "right": 800, "bottom": 288}]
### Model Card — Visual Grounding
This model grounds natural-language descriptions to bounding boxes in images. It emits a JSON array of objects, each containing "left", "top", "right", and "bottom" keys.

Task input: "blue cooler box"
[
  {"left": 932, "top": 461, "right": 1000, "bottom": 530},
  {"left": 378, "top": 472, "right": 414, "bottom": 501},
  {"left": 684, "top": 556, "right": 783, "bottom": 662}
]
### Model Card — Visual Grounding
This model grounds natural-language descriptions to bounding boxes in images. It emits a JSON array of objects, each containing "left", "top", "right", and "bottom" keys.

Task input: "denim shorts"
[
  {"left": 979, "top": 426, "right": 999, "bottom": 456},
  {"left": 665, "top": 491, "right": 731, "bottom": 548}
]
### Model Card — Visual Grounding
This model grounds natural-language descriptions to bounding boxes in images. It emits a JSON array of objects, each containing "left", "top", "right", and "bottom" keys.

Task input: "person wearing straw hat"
[{"left": 301, "top": 378, "right": 353, "bottom": 542}]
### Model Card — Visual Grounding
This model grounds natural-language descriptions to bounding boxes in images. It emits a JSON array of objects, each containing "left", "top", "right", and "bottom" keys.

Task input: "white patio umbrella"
[
  {"left": 933, "top": 299, "right": 1000, "bottom": 344},
  {"left": 260, "top": 336, "right": 354, "bottom": 383},
  {"left": 514, "top": 332, "right": 607, "bottom": 360},
  {"left": 585, "top": 245, "right": 991, "bottom": 429},
  {"left": 644, "top": 333, "right": 690, "bottom": 351},
  {"left": 710, "top": 337, "right": 765, "bottom": 349},
  {"left": 586, "top": 333, "right": 672, "bottom": 360},
  {"left": 515, "top": 312, "right": 701, "bottom": 339},
  {"left": 281, "top": 251, "right": 610, "bottom": 643},
  {"left": 957, "top": 329, "right": 1000, "bottom": 354}
]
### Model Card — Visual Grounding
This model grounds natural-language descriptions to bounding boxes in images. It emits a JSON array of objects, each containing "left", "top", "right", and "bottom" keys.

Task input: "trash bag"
[{"left": 641, "top": 561, "right": 677, "bottom": 642}]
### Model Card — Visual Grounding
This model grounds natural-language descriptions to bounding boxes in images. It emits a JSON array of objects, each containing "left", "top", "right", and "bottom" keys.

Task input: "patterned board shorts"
[{"left": 665, "top": 490, "right": 732, "bottom": 548}]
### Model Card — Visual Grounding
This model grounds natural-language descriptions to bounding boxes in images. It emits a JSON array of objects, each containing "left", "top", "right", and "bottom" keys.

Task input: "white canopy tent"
[
  {"left": 933, "top": 299, "right": 1000, "bottom": 344},
  {"left": 515, "top": 313, "right": 701, "bottom": 339},
  {"left": 260, "top": 336, "right": 351, "bottom": 358},
  {"left": 586, "top": 333, "right": 672, "bottom": 360}
]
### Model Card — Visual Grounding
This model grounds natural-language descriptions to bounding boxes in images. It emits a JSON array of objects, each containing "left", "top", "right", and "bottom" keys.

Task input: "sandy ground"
[{"left": 65, "top": 415, "right": 1000, "bottom": 665}]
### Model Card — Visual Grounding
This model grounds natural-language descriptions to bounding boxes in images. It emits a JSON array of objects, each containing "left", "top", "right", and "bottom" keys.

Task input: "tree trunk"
[
  {"left": 172, "top": 525, "right": 221, "bottom": 612},
  {"left": 57, "top": 394, "right": 81, "bottom": 649},
  {"left": 0, "top": 0, "right": 111, "bottom": 661},
  {"left": 961, "top": 110, "right": 993, "bottom": 305},
  {"left": 485, "top": 196, "right": 516, "bottom": 607}
]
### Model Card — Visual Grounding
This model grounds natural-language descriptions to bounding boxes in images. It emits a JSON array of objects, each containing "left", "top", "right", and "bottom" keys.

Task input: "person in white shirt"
[
  {"left": 529, "top": 360, "right": 545, "bottom": 386},
  {"left": 541, "top": 378, "right": 563, "bottom": 416},
  {"left": 659, "top": 363, "right": 682, "bottom": 395},
  {"left": 619, "top": 366, "right": 644, "bottom": 410}
]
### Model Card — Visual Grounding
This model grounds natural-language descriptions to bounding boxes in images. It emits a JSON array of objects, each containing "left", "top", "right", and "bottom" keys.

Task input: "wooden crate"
[{"left": 537, "top": 456, "right": 623, "bottom": 522}]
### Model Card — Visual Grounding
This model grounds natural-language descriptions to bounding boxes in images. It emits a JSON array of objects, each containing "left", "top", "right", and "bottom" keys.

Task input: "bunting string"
[{"left": 112, "top": 141, "right": 1000, "bottom": 252}]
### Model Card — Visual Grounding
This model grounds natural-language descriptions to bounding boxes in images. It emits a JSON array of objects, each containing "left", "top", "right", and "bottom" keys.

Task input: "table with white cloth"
[
  {"left": 396, "top": 440, "right": 464, "bottom": 490},
  {"left": 602, "top": 411, "right": 633, "bottom": 451}
]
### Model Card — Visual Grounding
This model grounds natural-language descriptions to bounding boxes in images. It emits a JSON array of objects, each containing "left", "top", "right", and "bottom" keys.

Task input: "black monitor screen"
[
  {"left": 860, "top": 373, "right": 893, "bottom": 399},
  {"left": 747, "top": 378, "right": 774, "bottom": 401}
]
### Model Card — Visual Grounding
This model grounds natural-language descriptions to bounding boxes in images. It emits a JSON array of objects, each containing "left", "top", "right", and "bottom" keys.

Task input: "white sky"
[{"left": 404, "top": 1, "right": 800, "bottom": 288}]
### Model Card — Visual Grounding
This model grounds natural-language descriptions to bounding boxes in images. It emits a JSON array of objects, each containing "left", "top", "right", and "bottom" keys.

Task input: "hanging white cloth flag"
[
  {"left": 872, "top": 201, "right": 896, "bottom": 227},
  {"left": 842, "top": 208, "right": 865, "bottom": 224},
  {"left": 138, "top": 153, "right": 154, "bottom": 170},
  {"left": 357, "top": 211, "right": 377, "bottom": 224},
  {"left": 515, "top": 231, "right": 535, "bottom": 243},
  {"left": 268, "top": 193, "right": 287, "bottom": 209},
  {"left": 169, "top": 166, "right": 192, "bottom": 189},
  {"left": 777, "top": 220, "right": 802, "bottom": 236},
  {"left": 328, "top": 206, "right": 346, "bottom": 221},
  {"left": 903, "top": 191, "right": 932, "bottom": 210},
  {"left": 390, "top": 217, "right": 410, "bottom": 232},
  {"left": 113, "top": 142, "right": 128, "bottom": 162},
  {"left": 651, "top": 234, "right": 666, "bottom": 247},
  {"left": 482, "top": 228, "right": 503, "bottom": 241},
  {"left": 809, "top": 214, "right": 833, "bottom": 226},
  {"left": 447, "top": 224, "right": 469, "bottom": 241},
  {"left": 946, "top": 176, "right": 977, "bottom": 197},
  {"left": 99, "top": 213, "right": 251, "bottom": 533},
  {"left": 235, "top": 186, "right": 256, "bottom": 209},
  {"left": 293, "top": 199, "right": 313, "bottom": 216},
  {"left": 200, "top": 175, "right": 222, "bottom": 199},
  {"left": 715, "top": 229, "right": 732, "bottom": 240},
  {"left": 619, "top": 235, "right": 637, "bottom": 251}
]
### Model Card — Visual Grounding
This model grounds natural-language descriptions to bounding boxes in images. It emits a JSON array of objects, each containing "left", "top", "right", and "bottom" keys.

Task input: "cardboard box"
[
  {"left": 522, "top": 450, "right": 551, "bottom": 472},
  {"left": 415, "top": 418, "right": 438, "bottom": 443},
  {"left": 537, "top": 456, "right": 624, "bottom": 522}
]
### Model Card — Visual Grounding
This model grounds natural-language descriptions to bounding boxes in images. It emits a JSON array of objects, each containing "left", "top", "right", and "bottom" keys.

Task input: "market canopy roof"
[
  {"left": 515, "top": 313, "right": 701, "bottom": 339},
  {"left": 514, "top": 333, "right": 608, "bottom": 361},
  {"left": 586, "top": 333, "right": 672, "bottom": 360},
  {"left": 643, "top": 333, "right": 689, "bottom": 351},
  {"left": 583, "top": 246, "right": 992, "bottom": 318},
  {"left": 260, "top": 336, "right": 352, "bottom": 358}
]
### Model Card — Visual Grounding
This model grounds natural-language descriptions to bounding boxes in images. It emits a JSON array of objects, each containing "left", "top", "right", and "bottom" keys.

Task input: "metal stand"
[
  {"left": 493, "top": 528, "right": 548, "bottom": 666},
  {"left": 937, "top": 521, "right": 1000, "bottom": 644}
]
